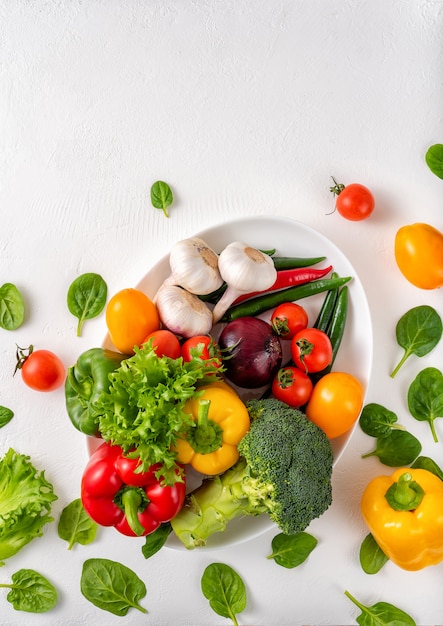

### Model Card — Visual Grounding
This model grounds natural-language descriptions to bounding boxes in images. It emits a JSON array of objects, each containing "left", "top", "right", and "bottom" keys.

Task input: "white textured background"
[{"left": 1, "top": 1, "right": 443, "bottom": 624}]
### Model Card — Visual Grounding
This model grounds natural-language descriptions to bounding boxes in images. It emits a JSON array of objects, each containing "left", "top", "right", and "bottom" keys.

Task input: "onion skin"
[{"left": 218, "top": 317, "right": 282, "bottom": 389}]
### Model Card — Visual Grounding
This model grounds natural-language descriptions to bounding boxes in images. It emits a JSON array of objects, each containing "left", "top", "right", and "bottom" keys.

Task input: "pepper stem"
[
  {"left": 384, "top": 472, "right": 425, "bottom": 511},
  {"left": 186, "top": 399, "right": 223, "bottom": 455},
  {"left": 120, "top": 488, "right": 148, "bottom": 536}
]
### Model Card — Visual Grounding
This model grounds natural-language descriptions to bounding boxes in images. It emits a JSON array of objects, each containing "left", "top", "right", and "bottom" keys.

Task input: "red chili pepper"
[
  {"left": 81, "top": 442, "right": 186, "bottom": 537},
  {"left": 232, "top": 265, "right": 333, "bottom": 305}
]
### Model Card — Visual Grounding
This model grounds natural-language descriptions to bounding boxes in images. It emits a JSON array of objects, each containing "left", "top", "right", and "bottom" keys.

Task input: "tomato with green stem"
[
  {"left": 291, "top": 328, "right": 333, "bottom": 374},
  {"left": 181, "top": 335, "right": 222, "bottom": 369},
  {"left": 272, "top": 366, "right": 313, "bottom": 407},
  {"left": 271, "top": 302, "right": 308, "bottom": 340},
  {"left": 330, "top": 177, "right": 375, "bottom": 221},
  {"left": 14, "top": 345, "right": 65, "bottom": 392}
]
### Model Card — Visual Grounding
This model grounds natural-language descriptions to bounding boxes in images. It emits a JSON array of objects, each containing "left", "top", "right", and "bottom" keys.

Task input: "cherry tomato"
[
  {"left": 15, "top": 345, "right": 65, "bottom": 392},
  {"left": 305, "top": 371, "right": 364, "bottom": 439},
  {"left": 270, "top": 302, "right": 309, "bottom": 340},
  {"left": 330, "top": 178, "right": 375, "bottom": 221},
  {"left": 106, "top": 288, "right": 160, "bottom": 354},
  {"left": 271, "top": 366, "right": 313, "bottom": 408},
  {"left": 143, "top": 329, "right": 181, "bottom": 359},
  {"left": 291, "top": 328, "right": 333, "bottom": 374},
  {"left": 181, "top": 335, "right": 222, "bottom": 368}
]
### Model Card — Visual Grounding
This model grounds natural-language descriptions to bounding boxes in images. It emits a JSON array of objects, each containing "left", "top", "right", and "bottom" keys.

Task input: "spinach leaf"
[
  {"left": 142, "top": 522, "right": 172, "bottom": 559},
  {"left": 425, "top": 143, "right": 443, "bottom": 179},
  {"left": 412, "top": 455, "right": 443, "bottom": 481},
  {"left": 67, "top": 273, "right": 107, "bottom": 337},
  {"left": 0, "top": 569, "right": 58, "bottom": 613},
  {"left": 345, "top": 590, "right": 416, "bottom": 626},
  {"left": 362, "top": 430, "right": 422, "bottom": 467},
  {"left": 0, "top": 283, "right": 25, "bottom": 330},
  {"left": 359, "top": 533, "right": 388, "bottom": 575},
  {"left": 407, "top": 366, "right": 443, "bottom": 443},
  {"left": 359, "top": 404, "right": 403, "bottom": 438},
  {"left": 58, "top": 499, "right": 98, "bottom": 550},
  {"left": 390, "top": 305, "right": 442, "bottom": 378},
  {"left": 80, "top": 558, "right": 147, "bottom": 615},
  {"left": 0, "top": 406, "right": 14, "bottom": 428},
  {"left": 151, "top": 180, "right": 173, "bottom": 218},
  {"left": 267, "top": 532, "right": 317, "bottom": 568},
  {"left": 201, "top": 562, "right": 246, "bottom": 626}
]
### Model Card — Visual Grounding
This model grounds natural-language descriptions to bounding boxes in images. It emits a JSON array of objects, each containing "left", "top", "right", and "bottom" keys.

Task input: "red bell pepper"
[{"left": 81, "top": 442, "right": 186, "bottom": 537}]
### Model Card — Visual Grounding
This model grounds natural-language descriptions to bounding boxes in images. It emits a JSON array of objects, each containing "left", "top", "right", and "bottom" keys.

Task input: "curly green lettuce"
[{"left": 0, "top": 448, "right": 57, "bottom": 564}]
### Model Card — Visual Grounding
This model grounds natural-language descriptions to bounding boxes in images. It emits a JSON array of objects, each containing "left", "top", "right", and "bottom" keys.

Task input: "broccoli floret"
[{"left": 171, "top": 398, "right": 334, "bottom": 549}]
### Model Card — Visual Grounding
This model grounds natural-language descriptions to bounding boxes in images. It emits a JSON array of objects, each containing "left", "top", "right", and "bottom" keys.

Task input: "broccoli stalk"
[{"left": 171, "top": 398, "right": 334, "bottom": 549}]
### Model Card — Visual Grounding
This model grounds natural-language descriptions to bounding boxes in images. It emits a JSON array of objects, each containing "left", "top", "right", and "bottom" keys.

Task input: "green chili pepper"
[
  {"left": 313, "top": 272, "right": 339, "bottom": 332},
  {"left": 221, "top": 276, "right": 352, "bottom": 322},
  {"left": 65, "top": 348, "right": 128, "bottom": 436},
  {"left": 326, "top": 284, "right": 348, "bottom": 366}
]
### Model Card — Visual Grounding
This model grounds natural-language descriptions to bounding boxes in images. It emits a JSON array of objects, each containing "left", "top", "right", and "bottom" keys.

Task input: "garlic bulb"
[
  {"left": 155, "top": 284, "right": 213, "bottom": 338},
  {"left": 163, "top": 237, "right": 223, "bottom": 295},
  {"left": 212, "top": 242, "right": 277, "bottom": 324}
]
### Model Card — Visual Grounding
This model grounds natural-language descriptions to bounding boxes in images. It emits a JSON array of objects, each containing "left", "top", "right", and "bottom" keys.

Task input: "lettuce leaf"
[
  {"left": 0, "top": 449, "right": 57, "bottom": 563},
  {"left": 96, "top": 342, "right": 222, "bottom": 485}
]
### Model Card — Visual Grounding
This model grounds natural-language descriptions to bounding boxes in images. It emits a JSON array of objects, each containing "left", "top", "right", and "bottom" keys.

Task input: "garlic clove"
[
  {"left": 155, "top": 284, "right": 213, "bottom": 338},
  {"left": 165, "top": 237, "right": 224, "bottom": 295}
]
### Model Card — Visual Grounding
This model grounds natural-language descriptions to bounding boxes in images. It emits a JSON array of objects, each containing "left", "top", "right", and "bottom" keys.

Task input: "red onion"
[{"left": 218, "top": 316, "right": 282, "bottom": 389}]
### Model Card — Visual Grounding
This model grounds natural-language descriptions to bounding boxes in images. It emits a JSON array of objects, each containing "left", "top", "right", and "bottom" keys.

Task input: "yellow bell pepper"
[
  {"left": 174, "top": 382, "right": 250, "bottom": 475},
  {"left": 395, "top": 222, "right": 443, "bottom": 289},
  {"left": 361, "top": 468, "right": 443, "bottom": 571}
]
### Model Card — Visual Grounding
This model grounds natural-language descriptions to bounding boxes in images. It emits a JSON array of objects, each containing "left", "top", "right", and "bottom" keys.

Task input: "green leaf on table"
[
  {"left": 407, "top": 366, "right": 443, "bottom": 443},
  {"left": 142, "top": 522, "right": 172, "bottom": 559},
  {"left": 201, "top": 562, "right": 246, "bottom": 626},
  {"left": 150, "top": 180, "right": 173, "bottom": 218},
  {"left": 80, "top": 558, "right": 147, "bottom": 616},
  {"left": 0, "top": 569, "right": 58, "bottom": 613},
  {"left": 58, "top": 498, "right": 98, "bottom": 549},
  {"left": 359, "top": 404, "right": 403, "bottom": 438},
  {"left": 362, "top": 429, "right": 422, "bottom": 467},
  {"left": 67, "top": 273, "right": 107, "bottom": 337},
  {"left": 0, "top": 283, "right": 25, "bottom": 330},
  {"left": 425, "top": 143, "right": 443, "bottom": 179},
  {"left": 0, "top": 406, "right": 14, "bottom": 428},
  {"left": 359, "top": 533, "right": 389, "bottom": 575},
  {"left": 345, "top": 590, "right": 416, "bottom": 626},
  {"left": 390, "top": 305, "right": 442, "bottom": 378},
  {"left": 267, "top": 531, "right": 318, "bottom": 568}
]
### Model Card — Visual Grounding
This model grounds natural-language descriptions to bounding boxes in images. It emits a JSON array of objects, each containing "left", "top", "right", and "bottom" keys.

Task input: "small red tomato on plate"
[
  {"left": 291, "top": 328, "right": 333, "bottom": 374},
  {"left": 143, "top": 329, "right": 181, "bottom": 359},
  {"left": 272, "top": 366, "right": 313, "bottom": 407},
  {"left": 15, "top": 345, "right": 65, "bottom": 392},
  {"left": 330, "top": 177, "right": 375, "bottom": 221},
  {"left": 181, "top": 335, "right": 222, "bottom": 369},
  {"left": 271, "top": 302, "right": 309, "bottom": 339}
]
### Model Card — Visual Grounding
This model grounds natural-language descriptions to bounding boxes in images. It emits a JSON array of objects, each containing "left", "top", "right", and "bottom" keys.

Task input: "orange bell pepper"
[{"left": 361, "top": 467, "right": 443, "bottom": 571}]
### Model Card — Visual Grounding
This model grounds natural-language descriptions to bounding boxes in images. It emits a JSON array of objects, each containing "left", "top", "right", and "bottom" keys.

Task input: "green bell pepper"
[{"left": 65, "top": 347, "right": 127, "bottom": 436}]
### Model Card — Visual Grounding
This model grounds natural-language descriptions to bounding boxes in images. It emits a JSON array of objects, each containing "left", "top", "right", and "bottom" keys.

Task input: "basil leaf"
[
  {"left": 0, "top": 569, "right": 58, "bottom": 613},
  {"left": 80, "top": 558, "right": 147, "bottom": 616},
  {"left": 0, "top": 283, "right": 25, "bottom": 330},
  {"left": 58, "top": 499, "right": 98, "bottom": 550},
  {"left": 345, "top": 590, "right": 416, "bottom": 626},
  {"left": 359, "top": 533, "right": 388, "bottom": 575},
  {"left": 425, "top": 143, "right": 443, "bottom": 179},
  {"left": 362, "top": 430, "right": 422, "bottom": 467},
  {"left": 150, "top": 180, "right": 173, "bottom": 218},
  {"left": 67, "top": 273, "right": 107, "bottom": 337},
  {"left": 359, "top": 403, "right": 402, "bottom": 438},
  {"left": 142, "top": 522, "right": 172, "bottom": 559},
  {"left": 201, "top": 562, "right": 246, "bottom": 625},
  {"left": 407, "top": 366, "right": 443, "bottom": 443},
  {"left": 411, "top": 455, "right": 443, "bottom": 481},
  {"left": 267, "top": 532, "right": 317, "bottom": 568},
  {"left": 390, "top": 305, "right": 442, "bottom": 378},
  {"left": 0, "top": 406, "right": 14, "bottom": 428}
]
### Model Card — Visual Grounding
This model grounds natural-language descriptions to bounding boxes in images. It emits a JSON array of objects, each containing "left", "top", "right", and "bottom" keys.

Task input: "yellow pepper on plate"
[
  {"left": 174, "top": 382, "right": 250, "bottom": 475},
  {"left": 361, "top": 467, "right": 443, "bottom": 571}
]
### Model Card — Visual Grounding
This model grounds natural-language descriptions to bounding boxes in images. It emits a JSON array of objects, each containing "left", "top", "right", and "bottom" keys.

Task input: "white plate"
[{"left": 99, "top": 216, "right": 373, "bottom": 550}]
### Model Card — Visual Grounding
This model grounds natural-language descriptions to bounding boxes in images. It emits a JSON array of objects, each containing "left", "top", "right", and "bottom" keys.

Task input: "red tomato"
[
  {"left": 291, "top": 328, "right": 333, "bottom": 374},
  {"left": 16, "top": 345, "right": 65, "bottom": 392},
  {"left": 143, "top": 329, "right": 181, "bottom": 359},
  {"left": 181, "top": 335, "right": 222, "bottom": 368},
  {"left": 271, "top": 366, "right": 313, "bottom": 407},
  {"left": 270, "top": 302, "right": 309, "bottom": 340},
  {"left": 331, "top": 179, "right": 375, "bottom": 221}
]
